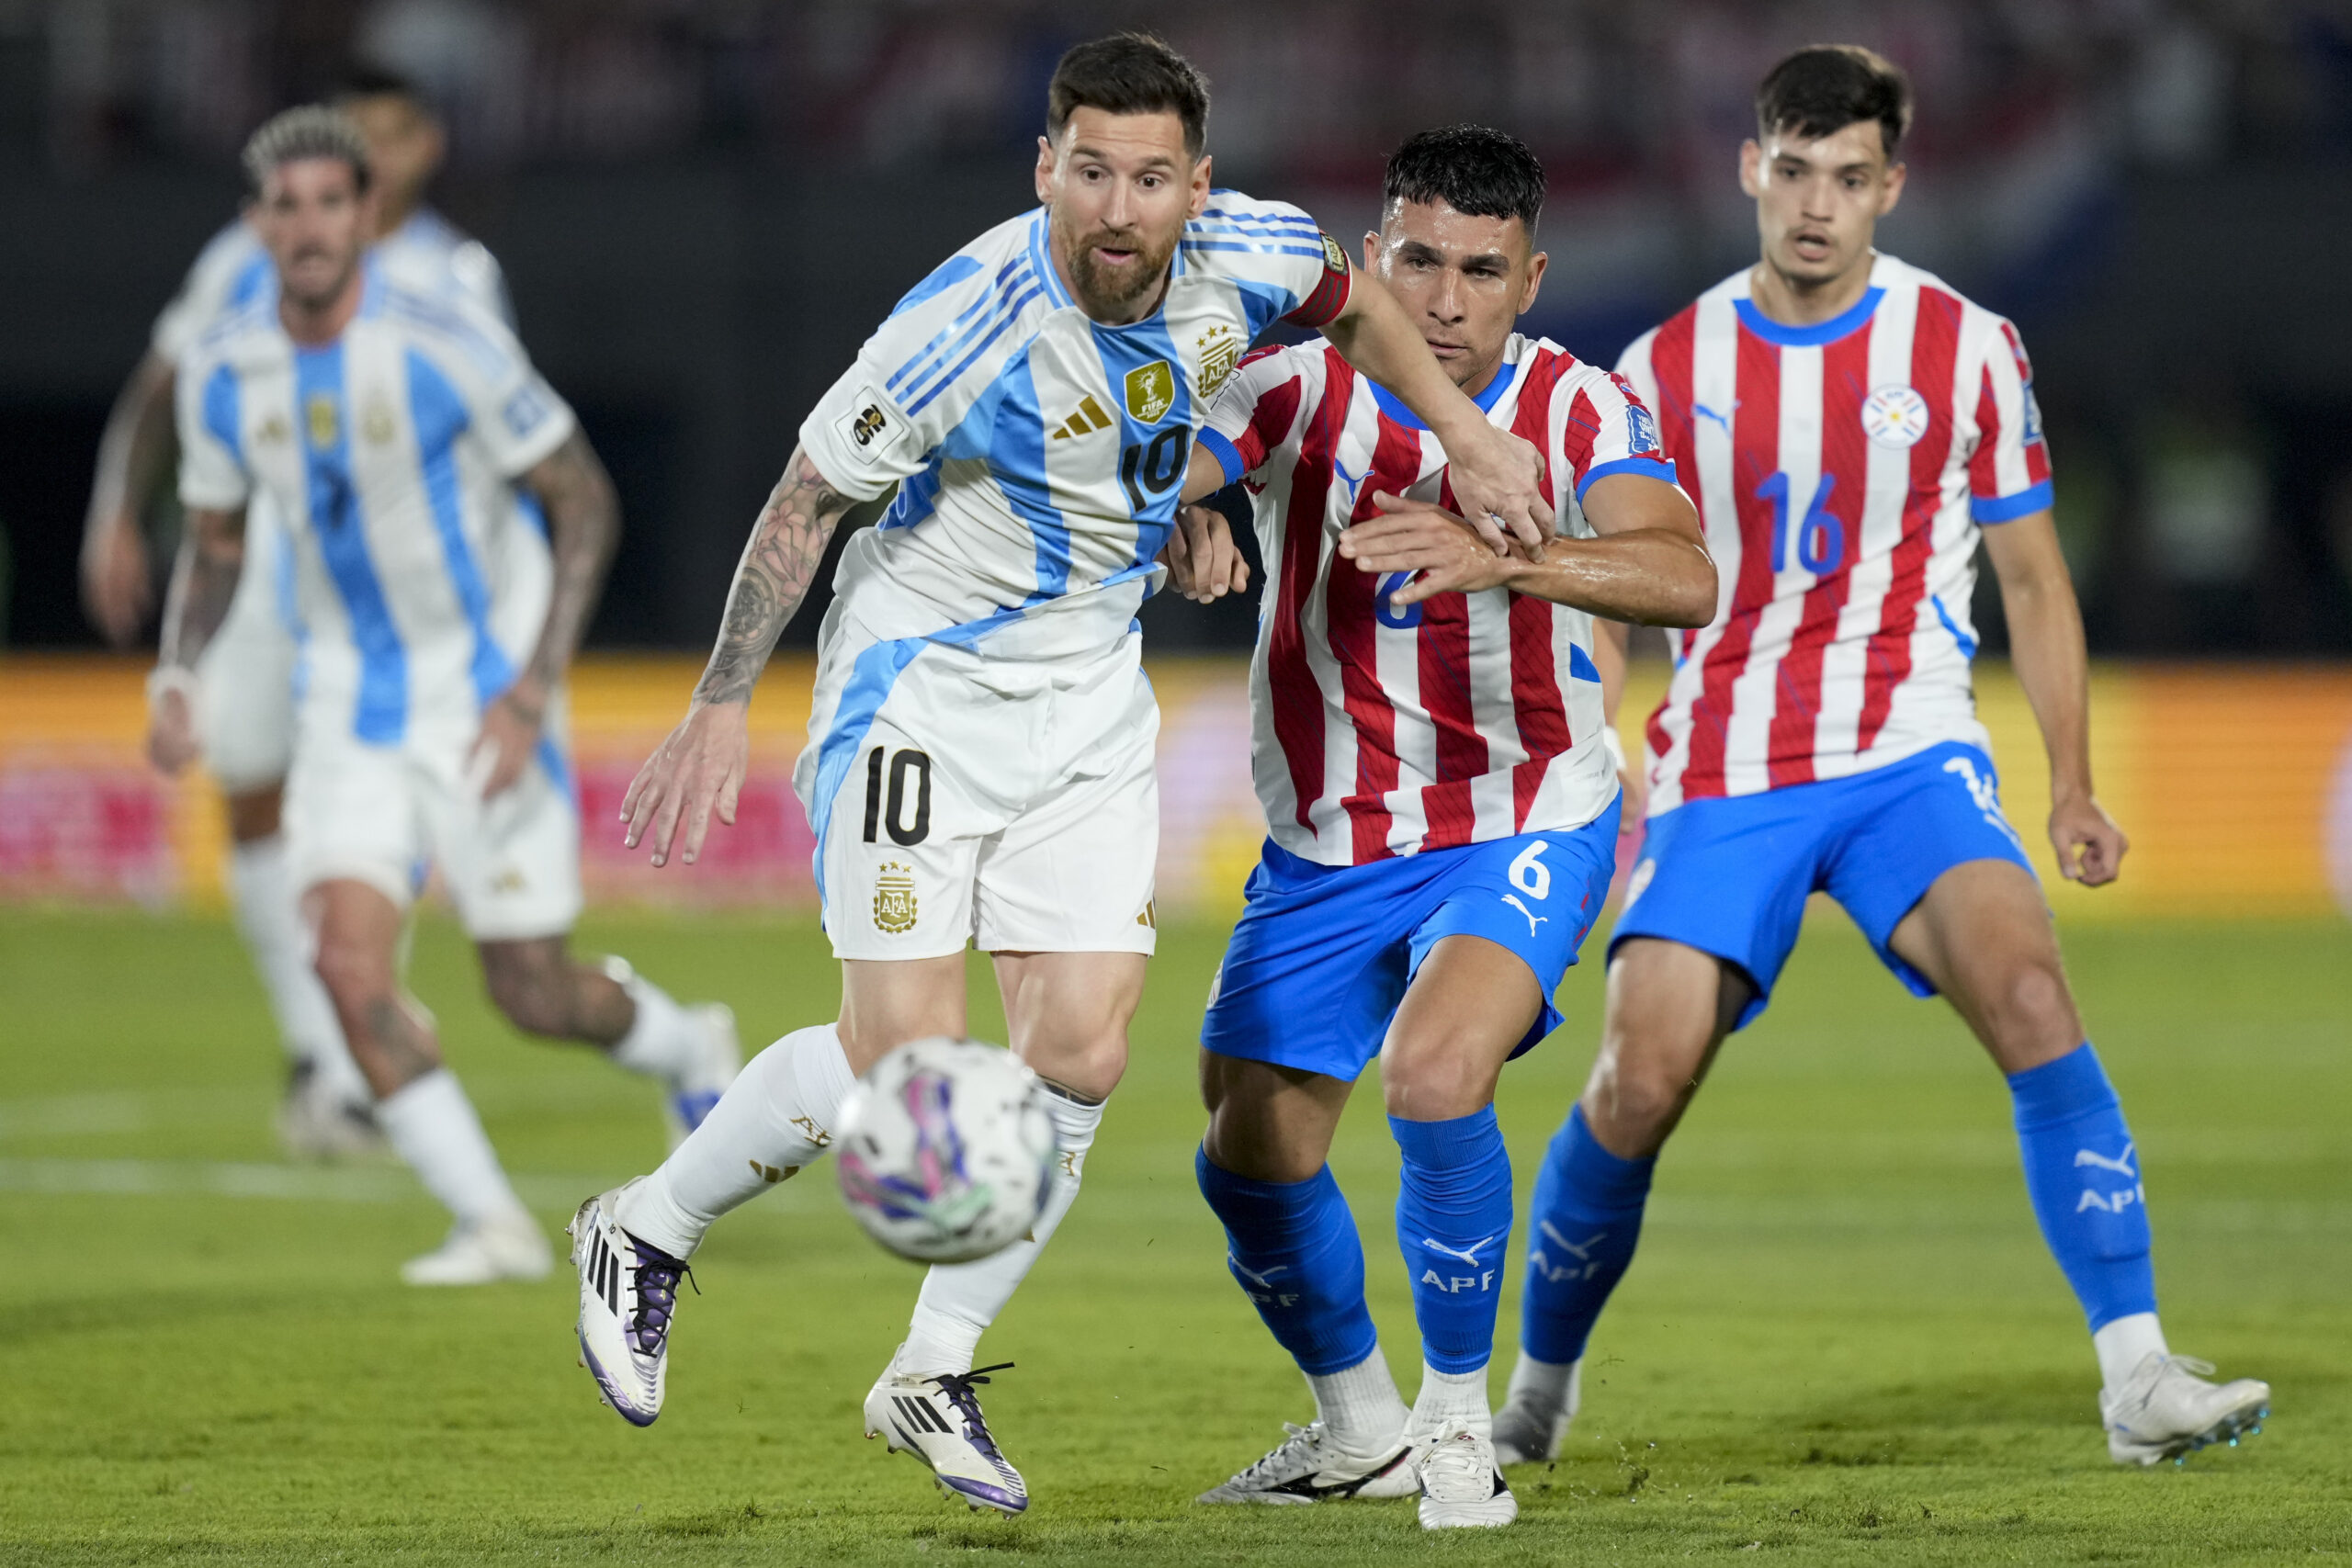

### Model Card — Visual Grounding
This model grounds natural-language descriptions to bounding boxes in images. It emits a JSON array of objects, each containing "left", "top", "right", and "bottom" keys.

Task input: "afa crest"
[
  {"left": 874, "top": 862, "right": 918, "bottom": 934},
  {"left": 304, "top": 392, "right": 339, "bottom": 450},
  {"left": 1194, "top": 326, "right": 1239, "bottom": 400},
  {"left": 1125, "top": 359, "right": 1176, "bottom": 423},
  {"left": 361, "top": 399, "right": 397, "bottom": 445}
]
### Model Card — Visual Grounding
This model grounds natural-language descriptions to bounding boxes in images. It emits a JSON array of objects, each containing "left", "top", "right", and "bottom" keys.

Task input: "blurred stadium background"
[{"left": 3, "top": 0, "right": 2350, "bottom": 919}]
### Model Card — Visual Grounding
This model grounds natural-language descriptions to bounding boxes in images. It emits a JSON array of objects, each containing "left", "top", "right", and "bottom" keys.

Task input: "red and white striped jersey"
[
  {"left": 1618, "top": 253, "right": 2053, "bottom": 815},
  {"left": 1202, "top": 333, "right": 1677, "bottom": 866}
]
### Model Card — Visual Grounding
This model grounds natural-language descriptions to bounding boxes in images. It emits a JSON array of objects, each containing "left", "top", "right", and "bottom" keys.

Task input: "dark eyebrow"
[
  {"left": 1068, "top": 142, "right": 1182, "bottom": 172},
  {"left": 1392, "top": 240, "right": 1447, "bottom": 265}
]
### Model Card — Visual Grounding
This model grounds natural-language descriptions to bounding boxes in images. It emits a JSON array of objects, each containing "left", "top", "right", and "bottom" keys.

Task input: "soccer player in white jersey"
[
  {"left": 564, "top": 36, "right": 1552, "bottom": 1515},
  {"left": 1156, "top": 127, "right": 1713, "bottom": 1529},
  {"left": 145, "top": 107, "right": 739, "bottom": 1285},
  {"left": 1496, "top": 47, "right": 2270, "bottom": 1470},
  {"left": 87, "top": 71, "right": 522, "bottom": 1158}
]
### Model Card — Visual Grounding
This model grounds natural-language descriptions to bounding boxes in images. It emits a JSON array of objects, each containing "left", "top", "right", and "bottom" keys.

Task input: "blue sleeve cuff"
[
  {"left": 1971, "top": 479, "right": 2053, "bottom": 524},
  {"left": 1575, "top": 455, "right": 1679, "bottom": 503},
  {"left": 1197, "top": 427, "right": 1245, "bottom": 489}
]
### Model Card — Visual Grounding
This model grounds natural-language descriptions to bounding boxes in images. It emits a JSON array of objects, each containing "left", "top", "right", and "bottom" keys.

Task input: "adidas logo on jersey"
[{"left": 1049, "top": 394, "right": 1115, "bottom": 441}]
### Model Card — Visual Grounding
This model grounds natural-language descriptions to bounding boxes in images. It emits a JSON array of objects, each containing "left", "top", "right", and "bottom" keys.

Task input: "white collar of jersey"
[{"left": 1366, "top": 343, "right": 1524, "bottom": 431}]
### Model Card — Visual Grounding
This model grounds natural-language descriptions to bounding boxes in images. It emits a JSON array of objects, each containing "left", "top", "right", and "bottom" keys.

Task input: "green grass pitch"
[{"left": 1, "top": 906, "right": 2346, "bottom": 1565}]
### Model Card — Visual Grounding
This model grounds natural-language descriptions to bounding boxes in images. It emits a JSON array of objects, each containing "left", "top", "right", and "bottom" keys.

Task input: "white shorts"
[
  {"left": 794, "top": 623, "right": 1159, "bottom": 963},
  {"left": 284, "top": 705, "right": 582, "bottom": 942},
  {"left": 195, "top": 502, "right": 296, "bottom": 794}
]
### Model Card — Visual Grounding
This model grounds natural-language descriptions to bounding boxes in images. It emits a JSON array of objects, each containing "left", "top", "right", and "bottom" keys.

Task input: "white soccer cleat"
[
  {"left": 1492, "top": 1355, "right": 1581, "bottom": 1465},
  {"left": 276, "top": 1060, "right": 390, "bottom": 1163},
  {"left": 2102, "top": 1353, "right": 2271, "bottom": 1466},
  {"left": 399, "top": 1209, "right": 551, "bottom": 1286},
  {"left": 864, "top": 1354, "right": 1028, "bottom": 1514},
  {"left": 1195, "top": 1420, "right": 1418, "bottom": 1505},
  {"left": 1417, "top": 1424, "right": 1517, "bottom": 1529},
  {"left": 660, "top": 1004, "right": 741, "bottom": 1150},
  {"left": 566, "top": 1184, "right": 690, "bottom": 1427}
]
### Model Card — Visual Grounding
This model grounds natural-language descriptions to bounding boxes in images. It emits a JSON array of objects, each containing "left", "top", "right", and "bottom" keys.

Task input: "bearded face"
[{"left": 1057, "top": 212, "right": 1182, "bottom": 319}]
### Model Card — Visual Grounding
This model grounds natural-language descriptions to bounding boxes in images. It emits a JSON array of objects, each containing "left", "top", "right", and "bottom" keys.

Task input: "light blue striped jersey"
[
  {"left": 174, "top": 262, "right": 575, "bottom": 750},
  {"left": 800, "top": 192, "right": 1351, "bottom": 659},
  {"left": 151, "top": 208, "right": 513, "bottom": 363}
]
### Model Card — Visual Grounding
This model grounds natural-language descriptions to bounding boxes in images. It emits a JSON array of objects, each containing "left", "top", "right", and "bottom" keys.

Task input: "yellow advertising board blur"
[{"left": 2, "top": 655, "right": 2347, "bottom": 922}]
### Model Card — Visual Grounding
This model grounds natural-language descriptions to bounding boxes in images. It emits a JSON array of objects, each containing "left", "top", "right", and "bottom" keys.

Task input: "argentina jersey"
[
  {"left": 173, "top": 261, "right": 574, "bottom": 752},
  {"left": 800, "top": 191, "right": 1351, "bottom": 660}
]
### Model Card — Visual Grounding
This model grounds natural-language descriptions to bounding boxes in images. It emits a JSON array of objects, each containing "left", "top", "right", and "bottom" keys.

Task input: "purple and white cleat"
[
  {"left": 864, "top": 1349, "right": 1029, "bottom": 1514},
  {"left": 567, "top": 1183, "right": 692, "bottom": 1427}
]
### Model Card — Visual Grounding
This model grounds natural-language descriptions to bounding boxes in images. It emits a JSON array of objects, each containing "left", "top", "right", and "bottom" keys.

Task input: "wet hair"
[
  {"left": 241, "top": 105, "right": 371, "bottom": 198},
  {"left": 1756, "top": 45, "right": 1913, "bottom": 160},
  {"left": 1047, "top": 32, "right": 1210, "bottom": 159},
  {"left": 1383, "top": 124, "right": 1546, "bottom": 240}
]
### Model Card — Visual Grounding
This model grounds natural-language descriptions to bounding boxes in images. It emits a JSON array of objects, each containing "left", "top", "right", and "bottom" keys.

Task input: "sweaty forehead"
[{"left": 1380, "top": 197, "right": 1527, "bottom": 260}]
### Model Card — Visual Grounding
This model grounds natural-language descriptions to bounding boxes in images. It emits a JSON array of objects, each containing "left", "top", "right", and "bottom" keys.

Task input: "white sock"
[
  {"left": 902, "top": 1086, "right": 1104, "bottom": 1376},
  {"left": 375, "top": 1069, "right": 526, "bottom": 1225},
  {"left": 601, "top": 957, "right": 699, "bottom": 1079},
  {"left": 1412, "top": 1361, "right": 1492, "bottom": 1438},
  {"left": 1307, "top": 1348, "right": 1410, "bottom": 1456},
  {"left": 1503, "top": 1351, "right": 1581, "bottom": 1424},
  {"left": 228, "top": 834, "right": 368, "bottom": 1102},
  {"left": 2094, "top": 1312, "right": 2169, "bottom": 1392},
  {"left": 614, "top": 1021, "right": 853, "bottom": 1258}
]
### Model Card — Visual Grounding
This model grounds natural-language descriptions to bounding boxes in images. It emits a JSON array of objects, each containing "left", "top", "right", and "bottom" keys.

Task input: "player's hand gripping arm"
[
  {"left": 144, "top": 503, "right": 247, "bottom": 775},
  {"left": 82, "top": 351, "right": 177, "bottom": 646},
  {"left": 468, "top": 431, "right": 623, "bottom": 798},
  {"left": 1984, "top": 510, "right": 2125, "bottom": 886},
  {"left": 1316, "top": 271, "right": 1552, "bottom": 558},
  {"left": 622, "top": 446, "right": 855, "bottom": 867},
  {"left": 1338, "top": 473, "right": 1714, "bottom": 625},
  {"left": 1161, "top": 502, "right": 1250, "bottom": 604}
]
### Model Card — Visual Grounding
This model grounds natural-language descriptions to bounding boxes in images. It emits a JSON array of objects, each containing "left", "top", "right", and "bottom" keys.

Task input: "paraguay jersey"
[
  {"left": 151, "top": 208, "right": 513, "bottom": 363},
  {"left": 173, "top": 261, "right": 575, "bottom": 751},
  {"left": 799, "top": 193, "right": 1351, "bottom": 661},
  {"left": 1203, "top": 333, "right": 1677, "bottom": 866},
  {"left": 1618, "top": 253, "right": 2052, "bottom": 816}
]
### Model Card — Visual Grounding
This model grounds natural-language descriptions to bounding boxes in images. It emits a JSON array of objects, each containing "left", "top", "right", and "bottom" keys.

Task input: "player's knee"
[
  {"left": 1993, "top": 959, "right": 2080, "bottom": 1062},
  {"left": 1378, "top": 1043, "right": 1490, "bottom": 1122},
  {"left": 311, "top": 931, "right": 386, "bottom": 1008},
  {"left": 1585, "top": 1043, "right": 1691, "bottom": 1145},
  {"left": 481, "top": 953, "right": 569, "bottom": 1036}
]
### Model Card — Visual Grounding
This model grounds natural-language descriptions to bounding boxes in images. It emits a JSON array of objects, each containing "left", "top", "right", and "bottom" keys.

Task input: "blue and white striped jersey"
[
  {"left": 800, "top": 192, "right": 1351, "bottom": 660},
  {"left": 174, "top": 262, "right": 574, "bottom": 751},
  {"left": 152, "top": 208, "right": 513, "bottom": 363}
]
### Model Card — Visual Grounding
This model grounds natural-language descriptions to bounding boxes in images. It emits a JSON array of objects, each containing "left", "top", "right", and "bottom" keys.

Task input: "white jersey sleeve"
[
  {"left": 1182, "top": 194, "right": 1353, "bottom": 333},
  {"left": 151, "top": 222, "right": 271, "bottom": 364},
  {"left": 1553, "top": 361, "right": 1675, "bottom": 508},
  {"left": 383, "top": 287, "right": 578, "bottom": 479},
  {"left": 174, "top": 341, "right": 250, "bottom": 512},
  {"left": 1965, "top": 318, "right": 2055, "bottom": 522},
  {"left": 1612, "top": 327, "right": 1663, "bottom": 423}
]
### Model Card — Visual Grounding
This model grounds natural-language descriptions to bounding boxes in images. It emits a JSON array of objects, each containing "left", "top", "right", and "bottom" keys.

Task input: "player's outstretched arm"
[
  {"left": 622, "top": 445, "right": 855, "bottom": 868},
  {"left": 145, "top": 503, "right": 247, "bottom": 775},
  {"left": 1339, "top": 473, "right": 1713, "bottom": 626},
  {"left": 1315, "top": 272, "right": 1551, "bottom": 557},
  {"left": 1984, "top": 509, "right": 2126, "bottom": 886},
  {"left": 82, "top": 351, "right": 177, "bottom": 647},
  {"left": 469, "top": 431, "right": 622, "bottom": 798}
]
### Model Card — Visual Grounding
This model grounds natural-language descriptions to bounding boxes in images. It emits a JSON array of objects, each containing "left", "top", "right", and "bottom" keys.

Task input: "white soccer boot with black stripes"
[
  {"left": 1195, "top": 1420, "right": 1419, "bottom": 1505},
  {"left": 1417, "top": 1423, "right": 1517, "bottom": 1529},
  {"left": 567, "top": 1184, "right": 693, "bottom": 1427},
  {"left": 864, "top": 1350, "right": 1028, "bottom": 1514},
  {"left": 2102, "top": 1353, "right": 2272, "bottom": 1466}
]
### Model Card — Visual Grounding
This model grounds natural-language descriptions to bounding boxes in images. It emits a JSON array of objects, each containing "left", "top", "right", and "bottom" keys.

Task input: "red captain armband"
[{"left": 1282, "top": 233, "right": 1354, "bottom": 329}]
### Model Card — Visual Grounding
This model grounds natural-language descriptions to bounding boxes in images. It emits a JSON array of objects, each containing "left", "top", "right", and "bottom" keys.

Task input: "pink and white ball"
[{"left": 835, "top": 1037, "right": 1057, "bottom": 1264}]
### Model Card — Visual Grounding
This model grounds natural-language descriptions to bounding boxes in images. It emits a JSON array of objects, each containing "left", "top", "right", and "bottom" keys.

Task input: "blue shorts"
[
  {"left": 1611, "top": 741, "right": 2036, "bottom": 1030},
  {"left": 1202, "top": 804, "right": 1621, "bottom": 1082}
]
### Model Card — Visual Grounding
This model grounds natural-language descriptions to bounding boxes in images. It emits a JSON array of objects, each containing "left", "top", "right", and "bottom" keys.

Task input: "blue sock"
[
  {"left": 1391, "top": 1108, "right": 1514, "bottom": 1375},
  {"left": 2009, "top": 1042, "right": 2156, "bottom": 1331},
  {"left": 1519, "top": 1103, "right": 1655, "bottom": 1365},
  {"left": 1194, "top": 1148, "right": 1379, "bottom": 1376}
]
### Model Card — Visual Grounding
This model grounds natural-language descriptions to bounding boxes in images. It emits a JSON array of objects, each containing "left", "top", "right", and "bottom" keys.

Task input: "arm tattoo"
[
  {"left": 158, "top": 507, "right": 247, "bottom": 671},
  {"left": 694, "top": 446, "right": 854, "bottom": 705},
  {"left": 511, "top": 430, "right": 621, "bottom": 718}
]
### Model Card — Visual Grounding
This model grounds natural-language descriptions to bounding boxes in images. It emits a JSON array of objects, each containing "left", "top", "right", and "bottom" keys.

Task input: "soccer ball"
[{"left": 835, "top": 1037, "right": 1057, "bottom": 1265}]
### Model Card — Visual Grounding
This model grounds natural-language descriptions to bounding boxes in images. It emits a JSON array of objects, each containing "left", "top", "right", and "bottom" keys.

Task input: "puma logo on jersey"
[
  {"left": 1502, "top": 894, "right": 1547, "bottom": 935},
  {"left": 1048, "top": 394, "right": 1115, "bottom": 441}
]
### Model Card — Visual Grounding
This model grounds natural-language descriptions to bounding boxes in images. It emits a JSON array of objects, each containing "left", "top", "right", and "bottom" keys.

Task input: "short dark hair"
[
  {"left": 1382, "top": 124, "right": 1546, "bottom": 240},
  {"left": 241, "top": 105, "right": 371, "bottom": 198},
  {"left": 334, "top": 64, "right": 435, "bottom": 116},
  {"left": 1046, "top": 33, "right": 1210, "bottom": 160},
  {"left": 1755, "top": 45, "right": 1913, "bottom": 161}
]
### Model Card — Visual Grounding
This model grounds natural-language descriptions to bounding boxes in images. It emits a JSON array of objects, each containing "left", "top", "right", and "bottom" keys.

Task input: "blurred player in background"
[
  {"left": 1162, "top": 128, "right": 1713, "bottom": 1528},
  {"left": 1496, "top": 46, "right": 2271, "bottom": 1469},
  {"left": 566, "top": 34, "right": 1552, "bottom": 1515},
  {"left": 146, "top": 108, "right": 739, "bottom": 1285},
  {"left": 85, "top": 70, "right": 515, "bottom": 1158}
]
